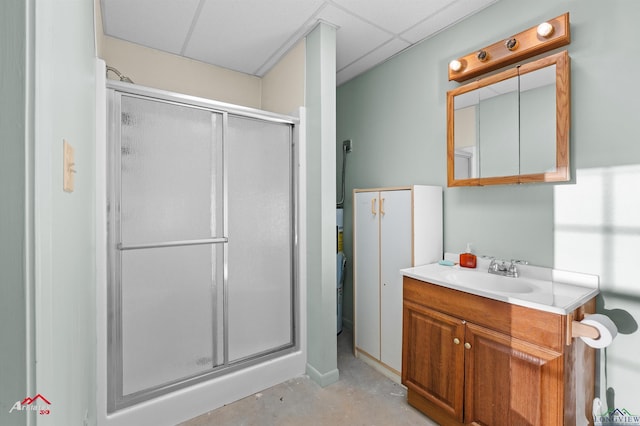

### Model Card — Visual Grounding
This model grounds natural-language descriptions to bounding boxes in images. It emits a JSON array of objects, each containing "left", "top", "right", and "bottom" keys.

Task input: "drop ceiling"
[{"left": 101, "top": 0, "right": 498, "bottom": 86}]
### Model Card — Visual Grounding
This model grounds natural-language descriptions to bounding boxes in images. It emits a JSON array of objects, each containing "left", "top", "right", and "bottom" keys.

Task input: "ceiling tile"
[
  {"left": 332, "top": 0, "right": 454, "bottom": 34},
  {"left": 101, "top": 0, "right": 201, "bottom": 54},
  {"left": 183, "top": 0, "right": 324, "bottom": 75},
  {"left": 101, "top": 0, "right": 501, "bottom": 85},
  {"left": 317, "top": 4, "right": 394, "bottom": 71},
  {"left": 401, "top": 0, "right": 499, "bottom": 43}
]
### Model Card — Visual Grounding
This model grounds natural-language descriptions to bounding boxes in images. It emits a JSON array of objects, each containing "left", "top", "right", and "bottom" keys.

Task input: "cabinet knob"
[
  {"left": 464, "top": 342, "right": 471, "bottom": 349},
  {"left": 453, "top": 338, "right": 460, "bottom": 345}
]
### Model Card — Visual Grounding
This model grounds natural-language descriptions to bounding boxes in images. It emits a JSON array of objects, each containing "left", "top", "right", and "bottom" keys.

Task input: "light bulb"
[
  {"left": 449, "top": 59, "right": 462, "bottom": 72},
  {"left": 537, "top": 22, "right": 554, "bottom": 38}
]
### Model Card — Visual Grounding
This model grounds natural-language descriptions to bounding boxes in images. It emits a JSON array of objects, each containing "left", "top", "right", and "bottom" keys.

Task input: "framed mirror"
[{"left": 447, "top": 50, "right": 570, "bottom": 186}]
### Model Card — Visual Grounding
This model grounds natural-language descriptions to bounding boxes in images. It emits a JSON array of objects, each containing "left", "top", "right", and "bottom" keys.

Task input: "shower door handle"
[{"left": 117, "top": 237, "right": 229, "bottom": 251}]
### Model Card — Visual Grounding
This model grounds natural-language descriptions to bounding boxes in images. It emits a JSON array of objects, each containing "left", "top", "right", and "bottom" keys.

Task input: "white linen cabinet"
[{"left": 353, "top": 185, "right": 442, "bottom": 380}]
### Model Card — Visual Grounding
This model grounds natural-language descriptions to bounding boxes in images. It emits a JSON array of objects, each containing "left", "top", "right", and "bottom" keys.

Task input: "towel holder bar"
[{"left": 117, "top": 237, "right": 228, "bottom": 251}]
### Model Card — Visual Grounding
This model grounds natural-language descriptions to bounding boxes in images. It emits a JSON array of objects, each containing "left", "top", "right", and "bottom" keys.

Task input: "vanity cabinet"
[
  {"left": 353, "top": 186, "right": 442, "bottom": 379},
  {"left": 402, "top": 276, "right": 595, "bottom": 425}
]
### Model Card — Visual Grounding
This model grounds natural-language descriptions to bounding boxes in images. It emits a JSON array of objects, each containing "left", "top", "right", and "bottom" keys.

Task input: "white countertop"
[{"left": 401, "top": 257, "right": 599, "bottom": 315}]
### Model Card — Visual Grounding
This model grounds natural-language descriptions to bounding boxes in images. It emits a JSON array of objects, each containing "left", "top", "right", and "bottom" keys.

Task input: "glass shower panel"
[
  {"left": 119, "top": 95, "right": 223, "bottom": 245},
  {"left": 109, "top": 84, "right": 298, "bottom": 411},
  {"left": 226, "top": 116, "right": 293, "bottom": 362},
  {"left": 117, "top": 95, "right": 224, "bottom": 396},
  {"left": 121, "top": 245, "right": 221, "bottom": 395}
]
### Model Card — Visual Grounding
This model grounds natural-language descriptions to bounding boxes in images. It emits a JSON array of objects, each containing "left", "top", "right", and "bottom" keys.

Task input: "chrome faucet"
[{"left": 488, "top": 258, "right": 527, "bottom": 278}]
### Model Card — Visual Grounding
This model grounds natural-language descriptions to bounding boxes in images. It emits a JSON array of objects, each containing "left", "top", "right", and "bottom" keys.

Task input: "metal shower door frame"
[{"left": 105, "top": 81, "right": 299, "bottom": 412}]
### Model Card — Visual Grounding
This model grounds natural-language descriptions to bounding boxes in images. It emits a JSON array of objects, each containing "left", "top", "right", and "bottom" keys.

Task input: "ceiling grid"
[{"left": 101, "top": 0, "right": 499, "bottom": 86}]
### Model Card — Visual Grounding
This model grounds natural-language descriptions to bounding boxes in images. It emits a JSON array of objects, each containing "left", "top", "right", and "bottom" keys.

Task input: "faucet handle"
[
  {"left": 510, "top": 259, "right": 528, "bottom": 265},
  {"left": 488, "top": 258, "right": 499, "bottom": 272},
  {"left": 507, "top": 262, "right": 519, "bottom": 278}
]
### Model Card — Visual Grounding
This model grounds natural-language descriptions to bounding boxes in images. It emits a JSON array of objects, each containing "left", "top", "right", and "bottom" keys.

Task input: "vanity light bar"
[{"left": 448, "top": 12, "right": 570, "bottom": 82}]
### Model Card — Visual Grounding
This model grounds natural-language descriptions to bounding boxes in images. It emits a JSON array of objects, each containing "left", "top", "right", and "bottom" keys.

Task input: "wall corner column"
[{"left": 305, "top": 22, "right": 339, "bottom": 387}]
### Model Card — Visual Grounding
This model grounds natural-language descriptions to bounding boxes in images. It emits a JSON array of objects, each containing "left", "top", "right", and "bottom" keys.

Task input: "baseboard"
[
  {"left": 354, "top": 348, "right": 401, "bottom": 385},
  {"left": 341, "top": 317, "right": 353, "bottom": 331},
  {"left": 306, "top": 363, "right": 339, "bottom": 387}
]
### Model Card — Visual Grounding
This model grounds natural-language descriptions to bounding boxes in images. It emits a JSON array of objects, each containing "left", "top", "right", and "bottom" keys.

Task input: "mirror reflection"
[
  {"left": 519, "top": 65, "right": 556, "bottom": 175},
  {"left": 447, "top": 51, "right": 569, "bottom": 186}
]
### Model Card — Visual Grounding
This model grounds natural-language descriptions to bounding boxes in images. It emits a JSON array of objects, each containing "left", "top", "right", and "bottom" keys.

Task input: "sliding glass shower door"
[
  {"left": 107, "top": 86, "right": 296, "bottom": 411},
  {"left": 226, "top": 116, "right": 293, "bottom": 362}
]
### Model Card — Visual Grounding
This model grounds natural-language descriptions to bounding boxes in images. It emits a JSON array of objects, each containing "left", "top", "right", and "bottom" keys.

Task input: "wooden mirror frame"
[{"left": 447, "top": 50, "right": 570, "bottom": 187}]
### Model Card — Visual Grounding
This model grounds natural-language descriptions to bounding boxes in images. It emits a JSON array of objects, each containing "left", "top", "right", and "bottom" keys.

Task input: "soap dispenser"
[{"left": 460, "top": 243, "right": 477, "bottom": 268}]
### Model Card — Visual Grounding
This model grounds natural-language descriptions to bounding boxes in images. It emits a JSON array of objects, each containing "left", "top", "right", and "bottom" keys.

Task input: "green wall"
[
  {"left": 0, "top": 1, "right": 31, "bottom": 425},
  {"left": 338, "top": 0, "right": 640, "bottom": 412},
  {"left": 33, "top": 0, "right": 97, "bottom": 424},
  {"left": 2, "top": 1, "right": 98, "bottom": 424}
]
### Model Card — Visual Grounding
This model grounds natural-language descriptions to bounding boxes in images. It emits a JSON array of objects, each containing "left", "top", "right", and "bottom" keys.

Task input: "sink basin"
[
  {"left": 402, "top": 259, "right": 600, "bottom": 315},
  {"left": 442, "top": 270, "right": 535, "bottom": 294}
]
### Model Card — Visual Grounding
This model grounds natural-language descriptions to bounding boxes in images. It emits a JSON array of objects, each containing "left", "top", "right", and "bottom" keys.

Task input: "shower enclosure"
[{"left": 106, "top": 82, "right": 299, "bottom": 411}]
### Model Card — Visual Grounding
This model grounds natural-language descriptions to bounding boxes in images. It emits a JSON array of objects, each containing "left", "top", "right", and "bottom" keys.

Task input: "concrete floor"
[{"left": 179, "top": 328, "right": 437, "bottom": 426}]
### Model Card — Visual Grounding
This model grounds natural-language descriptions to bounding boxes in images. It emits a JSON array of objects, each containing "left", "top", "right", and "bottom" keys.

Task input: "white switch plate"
[{"left": 63, "top": 139, "right": 75, "bottom": 192}]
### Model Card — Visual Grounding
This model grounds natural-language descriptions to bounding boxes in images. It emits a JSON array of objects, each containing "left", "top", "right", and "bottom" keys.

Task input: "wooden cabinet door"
[
  {"left": 464, "top": 323, "right": 564, "bottom": 426},
  {"left": 402, "top": 302, "right": 465, "bottom": 421},
  {"left": 354, "top": 191, "right": 381, "bottom": 359},
  {"left": 379, "top": 190, "right": 411, "bottom": 371}
]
